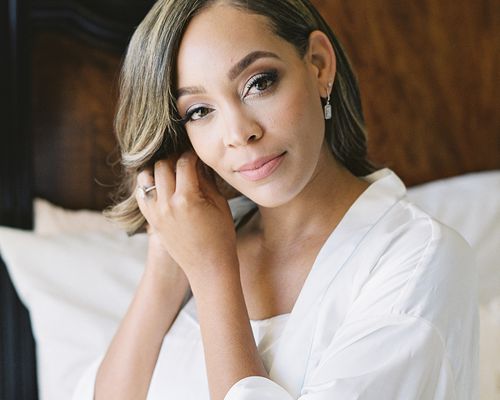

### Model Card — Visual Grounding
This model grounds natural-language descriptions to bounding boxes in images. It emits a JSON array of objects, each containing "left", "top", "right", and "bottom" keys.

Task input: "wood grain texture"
[
  {"left": 313, "top": 0, "right": 499, "bottom": 185},
  {"left": 32, "top": 31, "right": 122, "bottom": 210}
]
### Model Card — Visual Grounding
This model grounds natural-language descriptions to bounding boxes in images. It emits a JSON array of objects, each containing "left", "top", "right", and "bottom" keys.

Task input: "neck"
[{"left": 251, "top": 148, "right": 370, "bottom": 249}]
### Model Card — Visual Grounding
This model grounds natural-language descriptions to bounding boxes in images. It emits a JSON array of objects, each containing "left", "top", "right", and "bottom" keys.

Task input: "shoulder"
[
  {"left": 380, "top": 200, "right": 479, "bottom": 394},
  {"left": 349, "top": 197, "right": 477, "bottom": 323},
  {"left": 387, "top": 199, "right": 476, "bottom": 296},
  {"left": 358, "top": 198, "right": 478, "bottom": 339},
  {"left": 372, "top": 197, "right": 475, "bottom": 281},
  {"left": 313, "top": 196, "right": 479, "bottom": 396}
]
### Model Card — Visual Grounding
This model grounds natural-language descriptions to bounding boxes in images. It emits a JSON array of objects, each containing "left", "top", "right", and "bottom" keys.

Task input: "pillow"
[
  {"left": 0, "top": 227, "right": 147, "bottom": 400},
  {"left": 407, "top": 170, "right": 500, "bottom": 305},
  {"left": 479, "top": 297, "right": 500, "bottom": 399},
  {"left": 34, "top": 196, "right": 255, "bottom": 234},
  {"left": 34, "top": 198, "right": 120, "bottom": 234}
]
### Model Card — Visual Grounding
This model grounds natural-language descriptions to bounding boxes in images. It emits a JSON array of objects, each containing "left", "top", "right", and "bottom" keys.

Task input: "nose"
[{"left": 222, "top": 106, "right": 263, "bottom": 148}]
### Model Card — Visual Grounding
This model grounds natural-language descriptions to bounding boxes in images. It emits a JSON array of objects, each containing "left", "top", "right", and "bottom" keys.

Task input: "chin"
[
  {"left": 220, "top": 162, "right": 314, "bottom": 207},
  {"left": 235, "top": 181, "right": 304, "bottom": 209}
]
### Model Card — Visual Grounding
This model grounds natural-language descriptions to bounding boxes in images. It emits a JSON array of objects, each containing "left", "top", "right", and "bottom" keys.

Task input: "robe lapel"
[{"left": 268, "top": 169, "right": 407, "bottom": 396}]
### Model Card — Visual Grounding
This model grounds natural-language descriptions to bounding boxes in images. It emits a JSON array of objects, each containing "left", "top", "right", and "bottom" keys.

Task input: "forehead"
[{"left": 176, "top": 4, "right": 297, "bottom": 86}]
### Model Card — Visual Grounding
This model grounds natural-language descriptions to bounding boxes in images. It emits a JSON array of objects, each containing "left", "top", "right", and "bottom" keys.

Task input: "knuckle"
[
  {"left": 155, "top": 158, "right": 167, "bottom": 167},
  {"left": 176, "top": 156, "right": 191, "bottom": 169},
  {"left": 158, "top": 201, "right": 170, "bottom": 216},
  {"left": 137, "top": 171, "right": 154, "bottom": 187},
  {"left": 139, "top": 166, "right": 153, "bottom": 176},
  {"left": 135, "top": 171, "right": 145, "bottom": 184},
  {"left": 171, "top": 193, "right": 191, "bottom": 209},
  {"left": 154, "top": 159, "right": 167, "bottom": 173}
]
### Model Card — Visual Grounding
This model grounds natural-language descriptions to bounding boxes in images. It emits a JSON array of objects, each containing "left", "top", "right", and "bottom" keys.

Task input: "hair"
[{"left": 105, "top": 0, "right": 377, "bottom": 234}]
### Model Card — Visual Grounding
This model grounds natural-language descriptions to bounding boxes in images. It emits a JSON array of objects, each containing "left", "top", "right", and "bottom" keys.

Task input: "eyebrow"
[
  {"left": 176, "top": 50, "right": 280, "bottom": 99},
  {"left": 228, "top": 50, "right": 280, "bottom": 80}
]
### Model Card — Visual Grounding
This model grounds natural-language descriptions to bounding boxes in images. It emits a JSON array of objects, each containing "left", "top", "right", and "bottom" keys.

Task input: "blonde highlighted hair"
[{"left": 105, "top": 0, "right": 376, "bottom": 234}]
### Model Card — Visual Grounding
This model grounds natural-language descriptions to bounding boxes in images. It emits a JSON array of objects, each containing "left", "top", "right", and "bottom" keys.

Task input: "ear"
[{"left": 306, "top": 30, "right": 336, "bottom": 97}]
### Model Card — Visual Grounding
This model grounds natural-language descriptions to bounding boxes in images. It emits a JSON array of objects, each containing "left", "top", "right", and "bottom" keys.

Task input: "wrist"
[
  {"left": 144, "top": 247, "right": 189, "bottom": 303},
  {"left": 146, "top": 234, "right": 185, "bottom": 276},
  {"left": 140, "top": 264, "right": 190, "bottom": 315},
  {"left": 145, "top": 254, "right": 188, "bottom": 285},
  {"left": 188, "top": 255, "right": 241, "bottom": 296}
]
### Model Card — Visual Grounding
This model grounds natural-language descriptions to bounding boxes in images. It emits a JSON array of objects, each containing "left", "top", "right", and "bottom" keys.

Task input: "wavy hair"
[{"left": 105, "top": 0, "right": 376, "bottom": 234}]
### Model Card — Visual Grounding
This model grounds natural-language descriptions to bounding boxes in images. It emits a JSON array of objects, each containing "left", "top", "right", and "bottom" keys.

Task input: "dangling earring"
[{"left": 324, "top": 81, "right": 333, "bottom": 120}]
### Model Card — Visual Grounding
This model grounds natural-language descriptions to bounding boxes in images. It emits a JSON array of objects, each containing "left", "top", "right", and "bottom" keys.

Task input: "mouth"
[{"left": 236, "top": 152, "right": 286, "bottom": 181}]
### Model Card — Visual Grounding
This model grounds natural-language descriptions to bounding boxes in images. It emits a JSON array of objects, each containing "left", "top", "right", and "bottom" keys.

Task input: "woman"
[{"left": 75, "top": 1, "right": 478, "bottom": 399}]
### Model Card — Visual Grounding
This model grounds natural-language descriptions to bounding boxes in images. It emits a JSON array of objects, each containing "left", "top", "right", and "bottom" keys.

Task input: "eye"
[
  {"left": 181, "top": 105, "right": 213, "bottom": 125},
  {"left": 243, "top": 70, "right": 279, "bottom": 98}
]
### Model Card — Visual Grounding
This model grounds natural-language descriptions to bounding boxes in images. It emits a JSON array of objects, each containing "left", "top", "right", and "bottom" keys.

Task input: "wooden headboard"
[{"left": 1, "top": 0, "right": 498, "bottom": 398}]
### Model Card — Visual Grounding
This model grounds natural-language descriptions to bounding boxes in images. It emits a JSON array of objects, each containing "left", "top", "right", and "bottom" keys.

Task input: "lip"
[{"left": 236, "top": 152, "right": 286, "bottom": 181}]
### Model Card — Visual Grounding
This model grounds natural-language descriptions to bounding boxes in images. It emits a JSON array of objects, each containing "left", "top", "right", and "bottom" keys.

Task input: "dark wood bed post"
[
  {"left": 0, "top": 0, "right": 34, "bottom": 225},
  {"left": 0, "top": 1, "right": 153, "bottom": 398},
  {"left": 0, "top": 0, "right": 38, "bottom": 398}
]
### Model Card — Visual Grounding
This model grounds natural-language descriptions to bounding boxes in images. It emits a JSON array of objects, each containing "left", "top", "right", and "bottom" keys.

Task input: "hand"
[
  {"left": 135, "top": 151, "right": 238, "bottom": 284},
  {"left": 135, "top": 169, "right": 186, "bottom": 278}
]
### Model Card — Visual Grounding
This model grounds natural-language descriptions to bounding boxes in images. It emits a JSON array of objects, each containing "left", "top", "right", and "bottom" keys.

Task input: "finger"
[
  {"left": 136, "top": 167, "right": 155, "bottom": 188},
  {"left": 154, "top": 158, "right": 176, "bottom": 203},
  {"left": 135, "top": 168, "right": 156, "bottom": 216},
  {"left": 197, "top": 160, "right": 222, "bottom": 198},
  {"left": 175, "top": 151, "right": 199, "bottom": 195}
]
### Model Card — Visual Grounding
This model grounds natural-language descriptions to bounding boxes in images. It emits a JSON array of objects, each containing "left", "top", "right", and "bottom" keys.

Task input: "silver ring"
[{"left": 137, "top": 185, "right": 157, "bottom": 199}]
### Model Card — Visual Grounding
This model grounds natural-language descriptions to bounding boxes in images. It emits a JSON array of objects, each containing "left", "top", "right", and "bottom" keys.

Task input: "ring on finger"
[{"left": 137, "top": 184, "right": 157, "bottom": 199}]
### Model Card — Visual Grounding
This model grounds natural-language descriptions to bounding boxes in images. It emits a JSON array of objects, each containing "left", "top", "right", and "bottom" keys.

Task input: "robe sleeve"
[{"left": 225, "top": 314, "right": 454, "bottom": 400}]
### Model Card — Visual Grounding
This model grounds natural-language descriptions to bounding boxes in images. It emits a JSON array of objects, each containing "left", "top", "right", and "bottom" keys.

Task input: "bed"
[{"left": 0, "top": 1, "right": 498, "bottom": 399}]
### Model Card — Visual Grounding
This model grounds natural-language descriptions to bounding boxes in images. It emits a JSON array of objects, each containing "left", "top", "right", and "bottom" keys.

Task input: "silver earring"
[{"left": 324, "top": 81, "right": 333, "bottom": 120}]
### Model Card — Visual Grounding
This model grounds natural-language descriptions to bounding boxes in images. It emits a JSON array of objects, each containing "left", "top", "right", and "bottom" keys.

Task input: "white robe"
[{"left": 74, "top": 168, "right": 479, "bottom": 399}]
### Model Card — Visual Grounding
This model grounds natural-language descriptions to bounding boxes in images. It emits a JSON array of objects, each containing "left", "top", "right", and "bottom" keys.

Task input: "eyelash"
[
  {"left": 181, "top": 69, "right": 279, "bottom": 125},
  {"left": 244, "top": 70, "right": 278, "bottom": 97}
]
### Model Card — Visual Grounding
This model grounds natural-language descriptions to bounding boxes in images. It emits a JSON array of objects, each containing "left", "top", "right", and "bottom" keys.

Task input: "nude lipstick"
[{"left": 236, "top": 152, "right": 286, "bottom": 181}]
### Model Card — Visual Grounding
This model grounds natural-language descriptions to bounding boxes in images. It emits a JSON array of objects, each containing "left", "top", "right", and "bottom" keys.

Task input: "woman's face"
[{"left": 176, "top": 4, "right": 333, "bottom": 207}]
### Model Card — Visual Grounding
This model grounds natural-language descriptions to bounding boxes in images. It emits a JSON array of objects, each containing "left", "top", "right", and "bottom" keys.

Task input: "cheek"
[
  {"left": 270, "top": 78, "right": 324, "bottom": 146},
  {"left": 187, "top": 131, "right": 225, "bottom": 174},
  {"left": 187, "top": 132, "right": 213, "bottom": 163}
]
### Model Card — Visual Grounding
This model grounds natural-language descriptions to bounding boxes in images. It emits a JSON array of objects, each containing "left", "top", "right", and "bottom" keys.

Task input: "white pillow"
[
  {"left": 479, "top": 297, "right": 500, "bottom": 400},
  {"left": 407, "top": 170, "right": 500, "bottom": 304},
  {"left": 34, "top": 196, "right": 255, "bottom": 235},
  {"left": 0, "top": 226, "right": 147, "bottom": 400},
  {"left": 34, "top": 198, "right": 120, "bottom": 234}
]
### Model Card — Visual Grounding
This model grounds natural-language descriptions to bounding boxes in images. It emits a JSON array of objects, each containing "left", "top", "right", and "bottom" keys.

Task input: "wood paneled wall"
[
  {"left": 313, "top": 0, "right": 499, "bottom": 185},
  {"left": 32, "top": 32, "right": 121, "bottom": 210},
  {"left": 31, "top": 1, "right": 499, "bottom": 210}
]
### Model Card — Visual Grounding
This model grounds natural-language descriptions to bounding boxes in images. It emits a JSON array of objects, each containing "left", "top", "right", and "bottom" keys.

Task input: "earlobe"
[{"left": 307, "top": 30, "right": 336, "bottom": 96}]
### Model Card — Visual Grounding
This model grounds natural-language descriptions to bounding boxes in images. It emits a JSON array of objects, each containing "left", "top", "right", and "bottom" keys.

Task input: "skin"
[{"left": 96, "top": 4, "right": 370, "bottom": 400}]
